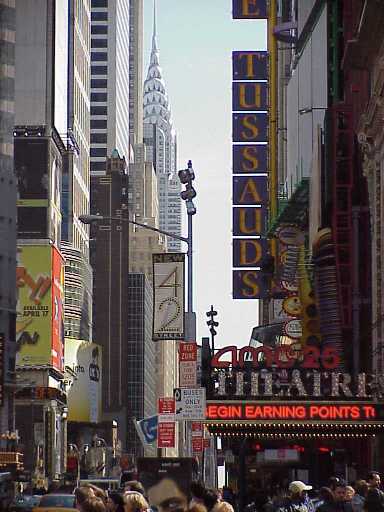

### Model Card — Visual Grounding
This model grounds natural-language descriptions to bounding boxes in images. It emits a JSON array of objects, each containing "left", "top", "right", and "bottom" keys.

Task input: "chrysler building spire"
[{"left": 152, "top": 0, "right": 157, "bottom": 51}]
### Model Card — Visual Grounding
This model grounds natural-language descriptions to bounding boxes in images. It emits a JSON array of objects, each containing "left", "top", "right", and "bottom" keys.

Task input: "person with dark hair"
[
  {"left": 75, "top": 486, "right": 96, "bottom": 511},
  {"left": 107, "top": 492, "right": 125, "bottom": 512},
  {"left": 190, "top": 481, "right": 207, "bottom": 506},
  {"left": 329, "top": 482, "right": 353, "bottom": 512},
  {"left": 352, "top": 481, "right": 368, "bottom": 512},
  {"left": 202, "top": 489, "right": 220, "bottom": 512},
  {"left": 140, "top": 467, "right": 190, "bottom": 512},
  {"left": 316, "top": 487, "right": 335, "bottom": 512},
  {"left": 329, "top": 479, "right": 342, "bottom": 493},
  {"left": 81, "top": 497, "right": 107, "bottom": 512},
  {"left": 364, "top": 472, "right": 384, "bottom": 512}
]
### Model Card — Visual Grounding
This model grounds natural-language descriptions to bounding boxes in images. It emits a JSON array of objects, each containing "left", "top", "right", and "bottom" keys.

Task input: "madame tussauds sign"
[{"left": 210, "top": 345, "right": 384, "bottom": 399}]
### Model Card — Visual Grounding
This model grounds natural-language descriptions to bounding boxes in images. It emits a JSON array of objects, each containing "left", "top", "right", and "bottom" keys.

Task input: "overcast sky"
[{"left": 143, "top": 0, "right": 267, "bottom": 348}]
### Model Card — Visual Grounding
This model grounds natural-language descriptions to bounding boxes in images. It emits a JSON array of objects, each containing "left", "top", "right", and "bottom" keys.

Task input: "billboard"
[
  {"left": 16, "top": 245, "right": 53, "bottom": 367},
  {"left": 65, "top": 339, "right": 102, "bottom": 424},
  {"left": 52, "top": 247, "right": 64, "bottom": 372}
]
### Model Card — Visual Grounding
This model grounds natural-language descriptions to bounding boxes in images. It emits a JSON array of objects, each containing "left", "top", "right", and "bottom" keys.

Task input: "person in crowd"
[
  {"left": 124, "top": 481, "right": 146, "bottom": 496},
  {"left": 316, "top": 487, "right": 335, "bottom": 512},
  {"left": 330, "top": 481, "right": 353, "bottom": 512},
  {"left": 352, "top": 481, "right": 368, "bottom": 512},
  {"left": 107, "top": 492, "right": 125, "bottom": 512},
  {"left": 190, "top": 482, "right": 208, "bottom": 508},
  {"left": 274, "top": 480, "right": 313, "bottom": 512},
  {"left": 189, "top": 504, "right": 208, "bottom": 512},
  {"left": 329, "top": 479, "right": 342, "bottom": 493},
  {"left": 202, "top": 489, "right": 220, "bottom": 512},
  {"left": 75, "top": 487, "right": 96, "bottom": 511},
  {"left": 124, "top": 491, "right": 150, "bottom": 512},
  {"left": 81, "top": 497, "right": 107, "bottom": 512},
  {"left": 346, "top": 488, "right": 356, "bottom": 502},
  {"left": 212, "top": 502, "right": 234, "bottom": 512},
  {"left": 364, "top": 472, "right": 384, "bottom": 512}
]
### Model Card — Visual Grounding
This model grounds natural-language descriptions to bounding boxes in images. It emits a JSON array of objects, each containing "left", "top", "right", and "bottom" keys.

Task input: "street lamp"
[
  {"left": 80, "top": 160, "right": 198, "bottom": 341},
  {"left": 206, "top": 306, "right": 218, "bottom": 355}
]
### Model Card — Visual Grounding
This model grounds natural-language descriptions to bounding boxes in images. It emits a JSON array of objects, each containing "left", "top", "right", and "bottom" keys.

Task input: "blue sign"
[
  {"left": 136, "top": 415, "right": 158, "bottom": 445},
  {"left": 233, "top": 207, "right": 267, "bottom": 236},
  {"left": 233, "top": 238, "right": 268, "bottom": 267},
  {"left": 233, "top": 113, "right": 268, "bottom": 142},
  {"left": 233, "top": 144, "right": 268, "bottom": 174},
  {"left": 233, "top": 82, "right": 268, "bottom": 111},
  {"left": 233, "top": 176, "right": 268, "bottom": 205},
  {"left": 233, "top": 270, "right": 269, "bottom": 299},
  {"left": 233, "top": 51, "right": 268, "bottom": 80},
  {"left": 232, "top": 0, "right": 267, "bottom": 19}
]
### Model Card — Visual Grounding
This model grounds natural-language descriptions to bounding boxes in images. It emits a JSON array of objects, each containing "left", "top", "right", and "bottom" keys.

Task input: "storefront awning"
[{"left": 268, "top": 178, "right": 309, "bottom": 235}]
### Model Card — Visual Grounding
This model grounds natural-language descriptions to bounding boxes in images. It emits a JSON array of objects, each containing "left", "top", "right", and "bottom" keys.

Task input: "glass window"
[
  {"left": 91, "top": 25, "right": 108, "bottom": 35},
  {"left": 91, "top": 147, "right": 107, "bottom": 157},
  {"left": 91, "top": 119, "right": 107, "bottom": 129},
  {"left": 91, "top": 11, "right": 108, "bottom": 21},
  {"left": 91, "top": 106, "right": 107, "bottom": 115},
  {"left": 91, "top": 39, "right": 107, "bottom": 48},
  {"left": 91, "top": 133, "right": 107, "bottom": 144},
  {"left": 91, "top": 161, "right": 106, "bottom": 173},
  {"left": 92, "top": 65, "right": 108, "bottom": 75},
  {"left": 91, "top": 52, "right": 107, "bottom": 62},
  {"left": 91, "top": 79, "right": 107, "bottom": 89},
  {"left": 91, "top": 92, "right": 107, "bottom": 102}
]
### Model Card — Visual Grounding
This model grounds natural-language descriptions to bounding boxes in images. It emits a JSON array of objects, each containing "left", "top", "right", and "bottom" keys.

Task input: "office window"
[
  {"left": 91, "top": 65, "right": 107, "bottom": 75},
  {"left": 91, "top": 119, "right": 107, "bottom": 129},
  {"left": 91, "top": 79, "right": 107, "bottom": 89},
  {"left": 91, "top": 11, "right": 108, "bottom": 21},
  {"left": 91, "top": 161, "right": 106, "bottom": 173},
  {"left": 91, "top": 133, "right": 107, "bottom": 144},
  {"left": 91, "top": 106, "right": 107, "bottom": 115},
  {"left": 91, "top": 25, "right": 108, "bottom": 35},
  {"left": 91, "top": 52, "right": 107, "bottom": 62},
  {"left": 91, "top": 147, "right": 107, "bottom": 157},
  {"left": 92, "top": 0, "right": 108, "bottom": 6},
  {"left": 92, "top": 39, "right": 108, "bottom": 48},
  {"left": 91, "top": 92, "right": 107, "bottom": 102}
]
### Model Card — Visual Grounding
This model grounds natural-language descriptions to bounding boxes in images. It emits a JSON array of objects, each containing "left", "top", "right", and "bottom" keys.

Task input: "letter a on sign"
[
  {"left": 232, "top": 0, "right": 268, "bottom": 19},
  {"left": 233, "top": 176, "right": 268, "bottom": 205}
]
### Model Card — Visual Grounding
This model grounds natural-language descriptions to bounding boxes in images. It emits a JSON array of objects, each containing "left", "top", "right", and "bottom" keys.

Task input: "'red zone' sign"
[{"left": 206, "top": 402, "right": 382, "bottom": 422}]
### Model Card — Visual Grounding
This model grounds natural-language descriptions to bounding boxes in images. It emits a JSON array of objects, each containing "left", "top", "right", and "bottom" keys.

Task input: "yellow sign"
[
  {"left": 16, "top": 246, "right": 52, "bottom": 367},
  {"left": 65, "top": 339, "right": 102, "bottom": 424}
]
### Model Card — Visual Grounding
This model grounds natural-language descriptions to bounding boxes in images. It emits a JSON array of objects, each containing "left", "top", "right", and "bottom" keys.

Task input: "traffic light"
[{"left": 206, "top": 306, "right": 218, "bottom": 337}]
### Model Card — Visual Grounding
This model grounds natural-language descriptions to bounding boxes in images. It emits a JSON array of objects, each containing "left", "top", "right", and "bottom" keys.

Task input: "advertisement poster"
[
  {"left": 16, "top": 245, "right": 53, "bottom": 367},
  {"left": 65, "top": 339, "right": 102, "bottom": 423},
  {"left": 51, "top": 247, "right": 64, "bottom": 371},
  {"left": 138, "top": 458, "right": 198, "bottom": 510}
]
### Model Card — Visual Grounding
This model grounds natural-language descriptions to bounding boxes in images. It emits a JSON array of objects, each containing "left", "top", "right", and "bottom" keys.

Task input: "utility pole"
[{"left": 206, "top": 306, "right": 218, "bottom": 355}]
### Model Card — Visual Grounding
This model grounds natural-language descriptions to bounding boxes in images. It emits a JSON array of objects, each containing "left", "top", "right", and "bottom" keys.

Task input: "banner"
[
  {"left": 153, "top": 253, "right": 185, "bottom": 341},
  {"left": 65, "top": 339, "right": 102, "bottom": 423},
  {"left": 135, "top": 416, "right": 158, "bottom": 446},
  {"left": 51, "top": 247, "right": 64, "bottom": 371},
  {"left": 16, "top": 245, "right": 53, "bottom": 367}
]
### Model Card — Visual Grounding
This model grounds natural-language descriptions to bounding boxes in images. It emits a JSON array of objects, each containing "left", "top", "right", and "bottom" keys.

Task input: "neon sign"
[{"left": 206, "top": 402, "right": 380, "bottom": 422}]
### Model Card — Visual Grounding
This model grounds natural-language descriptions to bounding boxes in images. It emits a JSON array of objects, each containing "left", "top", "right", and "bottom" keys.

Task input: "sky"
[{"left": 143, "top": 0, "right": 267, "bottom": 348}]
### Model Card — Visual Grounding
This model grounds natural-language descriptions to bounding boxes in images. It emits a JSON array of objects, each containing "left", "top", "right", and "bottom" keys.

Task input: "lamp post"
[
  {"left": 80, "top": 159, "right": 197, "bottom": 341},
  {"left": 206, "top": 306, "right": 218, "bottom": 355}
]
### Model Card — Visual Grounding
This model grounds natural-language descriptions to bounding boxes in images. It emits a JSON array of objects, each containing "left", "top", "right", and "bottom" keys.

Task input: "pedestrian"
[
  {"left": 190, "top": 482, "right": 207, "bottom": 508},
  {"left": 108, "top": 492, "right": 125, "bottom": 512},
  {"left": 75, "top": 487, "right": 96, "bottom": 511},
  {"left": 330, "top": 481, "right": 353, "bottom": 512},
  {"left": 202, "top": 489, "right": 220, "bottom": 512},
  {"left": 316, "top": 487, "right": 335, "bottom": 512},
  {"left": 190, "top": 504, "right": 208, "bottom": 512},
  {"left": 81, "top": 497, "right": 107, "bottom": 512},
  {"left": 364, "top": 472, "right": 384, "bottom": 512},
  {"left": 346, "top": 488, "right": 356, "bottom": 502},
  {"left": 124, "top": 491, "right": 150, "bottom": 512},
  {"left": 212, "top": 502, "right": 234, "bottom": 512},
  {"left": 352, "top": 481, "right": 368, "bottom": 512},
  {"left": 274, "top": 481, "right": 313, "bottom": 512},
  {"left": 124, "top": 481, "right": 146, "bottom": 496}
]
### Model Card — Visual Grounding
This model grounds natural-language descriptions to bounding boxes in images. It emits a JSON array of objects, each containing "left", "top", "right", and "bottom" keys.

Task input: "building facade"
[
  {"left": 14, "top": 0, "right": 68, "bottom": 482},
  {"left": 129, "top": 0, "right": 144, "bottom": 148},
  {"left": 0, "top": 0, "right": 17, "bottom": 443},
  {"left": 143, "top": 3, "right": 182, "bottom": 252},
  {"left": 90, "top": 151, "right": 129, "bottom": 443},
  {"left": 62, "top": 0, "right": 93, "bottom": 343},
  {"left": 90, "top": 0, "right": 131, "bottom": 176}
]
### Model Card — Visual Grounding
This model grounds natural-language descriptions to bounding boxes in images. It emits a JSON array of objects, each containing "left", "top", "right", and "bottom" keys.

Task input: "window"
[
  {"left": 91, "top": 65, "right": 107, "bottom": 75},
  {"left": 91, "top": 39, "right": 108, "bottom": 48},
  {"left": 91, "top": 133, "right": 107, "bottom": 144},
  {"left": 91, "top": 0, "right": 108, "bottom": 6},
  {"left": 91, "top": 147, "right": 107, "bottom": 157},
  {"left": 91, "top": 92, "right": 107, "bottom": 102},
  {"left": 91, "top": 79, "right": 107, "bottom": 88},
  {"left": 91, "top": 162, "right": 106, "bottom": 173},
  {"left": 91, "top": 11, "right": 108, "bottom": 21},
  {"left": 91, "top": 106, "right": 107, "bottom": 116},
  {"left": 91, "top": 25, "right": 108, "bottom": 35},
  {"left": 91, "top": 52, "right": 107, "bottom": 62},
  {"left": 91, "top": 119, "right": 107, "bottom": 129}
]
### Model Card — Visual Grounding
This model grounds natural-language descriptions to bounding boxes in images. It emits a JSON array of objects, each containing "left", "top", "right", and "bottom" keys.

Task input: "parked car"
[
  {"left": 32, "top": 494, "right": 76, "bottom": 512},
  {"left": 8, "top": 495, "right": 42, "bottom": 512}
]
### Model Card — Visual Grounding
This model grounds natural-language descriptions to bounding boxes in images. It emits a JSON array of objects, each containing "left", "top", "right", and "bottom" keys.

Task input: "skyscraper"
[
  {"left": 90, "top": 0, "right": 131, "bottom": 176},
  {"left": 62, "top": 0, "right": 93, "bottom": 342},
  {"left": 129, "top": 0, "right": 144, "bottom": 147},
  {"left": 143, "top": 1, "right": 182, "bottom": 252}
]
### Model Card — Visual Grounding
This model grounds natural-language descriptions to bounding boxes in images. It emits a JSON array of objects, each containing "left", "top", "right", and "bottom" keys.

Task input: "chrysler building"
[{"left": 143, "top": 1, "right": 182, "bottom": 251}]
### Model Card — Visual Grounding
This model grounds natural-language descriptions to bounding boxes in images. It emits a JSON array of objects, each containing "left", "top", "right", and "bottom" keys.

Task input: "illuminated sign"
[
  {"left": 232, "top": 82, "right": 268, "bottom": 111},
  {"left": 206, "top": 402, "right": 382, "bottom": 422},
  {"left": 233, "top": 270, "right": 268, "bottom": 299},
  {"left": 232, "top": 0, "right": 268, "bottom": 19},
  {"left": 233, "top": 238, "right": 267, "bottom": 267},
  {"left": 233, "top": 145, "right": 268, "bottom": 174},
  {"left": 233, "top": 113, "right": 268, "bottom": 142},
  {"left": 233, "top": 176, "right": 268, "bottom": 205}
]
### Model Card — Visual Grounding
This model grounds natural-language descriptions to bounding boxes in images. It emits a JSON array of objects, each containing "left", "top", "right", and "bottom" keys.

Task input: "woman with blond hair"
[
  {"left": 212, "top": 502, "right": 234, "bottom": 512},
  {"left": 124, "top": 491, "right": 149, "bottom": 512}
]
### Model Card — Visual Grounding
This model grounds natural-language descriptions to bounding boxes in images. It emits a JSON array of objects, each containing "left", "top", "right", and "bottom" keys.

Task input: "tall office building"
[
  {"left": 14, "top": 0, "right": 68, "bottom": 480},
  {"left": 90, "top": 0, "right": 131, "bottom": 176},
  {"left": 143, "top": 2, "right": 182, "bottom": 252},
  {"left": 129, "top": 0, "right": 144, "bottom": 147},
  {"left": 62, "top": 0, "right": 93, "bottom": 342},
  {"left": 90, "top": 151, "right": 130, "bottom": 442},
  {"left": 0, "top": 0, "right": 16, "bottom": 438}
]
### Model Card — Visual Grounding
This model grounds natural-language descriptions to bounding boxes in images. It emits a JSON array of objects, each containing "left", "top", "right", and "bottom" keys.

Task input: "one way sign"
[{"left": 173, "top": 387, "right": 206, "bottom": 420}]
